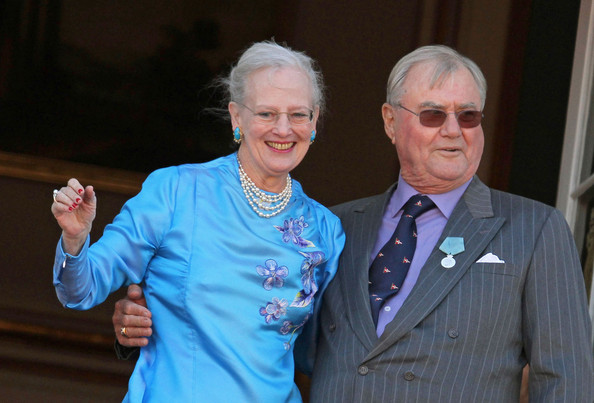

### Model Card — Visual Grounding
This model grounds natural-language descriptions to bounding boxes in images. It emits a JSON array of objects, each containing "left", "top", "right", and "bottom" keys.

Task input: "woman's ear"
[
  {"left": 310, "top": 105, "right": 320, "bottom": 131},
  {"left": 228, "top": 102, "right": 241, "bottom": 128}
]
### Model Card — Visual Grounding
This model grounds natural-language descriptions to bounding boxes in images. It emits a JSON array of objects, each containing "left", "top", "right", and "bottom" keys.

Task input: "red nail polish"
[
  {"left": 78, "top": 189, "right": 83, "bottom": 194},
  {"left": 76, "top": 198, "right": 81, "bottom": 203},
  {"left": 72, "top": 203, "right": 78, "bottom": 208},
  {"left": 68, "top": 207, "right": 73, "bottom": 211}
]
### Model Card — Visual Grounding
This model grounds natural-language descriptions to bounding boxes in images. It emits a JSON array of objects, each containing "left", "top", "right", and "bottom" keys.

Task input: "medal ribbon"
[{"left": 439, "top": 237, "right": 465, "bottom": 268}]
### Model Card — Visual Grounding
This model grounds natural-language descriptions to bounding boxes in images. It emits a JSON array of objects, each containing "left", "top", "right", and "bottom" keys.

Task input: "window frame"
[{"left": 556, "top": 0, "right": 594, "bottom": 341}]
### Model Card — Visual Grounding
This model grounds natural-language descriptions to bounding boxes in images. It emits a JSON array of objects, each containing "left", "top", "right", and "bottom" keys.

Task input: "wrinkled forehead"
[
  {"left": 403, "top": 62, "right": 482, "bottom": 106},
  {"left": 247, "top": 66, "right": 312, "bottom": 94}
]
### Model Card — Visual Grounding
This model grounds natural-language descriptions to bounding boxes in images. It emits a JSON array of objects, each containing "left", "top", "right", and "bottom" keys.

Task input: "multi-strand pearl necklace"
[{"left": 237, "top": 157, "right": 292, "bottom": 218}]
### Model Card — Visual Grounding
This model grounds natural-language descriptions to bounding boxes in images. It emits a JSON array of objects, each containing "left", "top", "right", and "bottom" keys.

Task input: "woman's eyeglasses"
[
  {"left": 238, "top": 103, "right": 314, "bottom": 125},
  {"left": 397, "top": 103, "right": 483, "bottom": 128}
]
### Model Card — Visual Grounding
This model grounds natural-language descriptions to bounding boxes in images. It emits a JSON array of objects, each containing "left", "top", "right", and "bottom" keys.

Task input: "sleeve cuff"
[{"left": 114, "top": 340, "right": 140, "bottom": 361}]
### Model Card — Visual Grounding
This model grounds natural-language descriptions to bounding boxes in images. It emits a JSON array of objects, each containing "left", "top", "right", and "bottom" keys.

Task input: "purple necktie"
[{"left": 369, "top": 195, "right": 435, "bottom": 325}]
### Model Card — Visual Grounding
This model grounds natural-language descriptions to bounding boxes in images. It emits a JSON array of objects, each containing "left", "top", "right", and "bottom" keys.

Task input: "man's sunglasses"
[{"left": 397, "top": 104, "right": 484, "bottom": 128}]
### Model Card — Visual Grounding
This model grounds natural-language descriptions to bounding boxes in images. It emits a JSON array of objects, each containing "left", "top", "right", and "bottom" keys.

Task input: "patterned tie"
[{"left": 369, "top": 195, "right": 435, "bottom": 325}]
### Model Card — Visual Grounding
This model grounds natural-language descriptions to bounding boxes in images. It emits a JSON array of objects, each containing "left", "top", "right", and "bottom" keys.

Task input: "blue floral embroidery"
[
  {"left": 291, "top": 251, "right": 325, "bottom": 308},
  {"left": 256, "top": 259, "right": 288, "bottom": 290},
  {"left": 280, "top": 313, "right": 311, "bottom": 350},
  {"left": 274, "top": 216, "right": 315, "bottom": 248},
  {"left": 259, "top": 297, "right": 288, "bottom": 323},
  {"left": 280, "top": 320, "right": 293, "bottom": 335}
]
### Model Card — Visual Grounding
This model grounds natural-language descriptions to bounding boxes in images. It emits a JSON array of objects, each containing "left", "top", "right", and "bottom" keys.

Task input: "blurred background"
[{"left": 1, "top": 0, "right": 592, "bottom": 401}]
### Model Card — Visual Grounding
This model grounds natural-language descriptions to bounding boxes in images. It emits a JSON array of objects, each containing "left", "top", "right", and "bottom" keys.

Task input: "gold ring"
[
  {"left": 52, "top": 189, "right": 59, "bottom": 202},
  {"left": 120, "top": 327, "right": 128, "bottom": 337}
]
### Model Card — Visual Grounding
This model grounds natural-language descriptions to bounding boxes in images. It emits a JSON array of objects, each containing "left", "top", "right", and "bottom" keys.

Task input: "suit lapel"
[
  {"left": 365, "top": 177, "right": 505, "bottom": 360},
  {"left": 338, "top": 185, "right": 396, "bottom": 351}
]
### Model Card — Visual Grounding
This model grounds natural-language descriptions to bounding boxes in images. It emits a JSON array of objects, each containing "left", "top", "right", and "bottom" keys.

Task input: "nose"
[
  {"left": 273, "top": 113, "right": 292, "bottom": 136},
  {"left": 440, "top": 113, "right": 462, "bottom": 137}
]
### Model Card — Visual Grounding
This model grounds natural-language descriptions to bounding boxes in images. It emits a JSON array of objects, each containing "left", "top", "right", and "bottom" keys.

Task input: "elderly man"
[
  {"left": 306, "top": 45, "right": 593, "bottom": 402},
  {"left": 113, "top": 45, "right": 594, "bottom": 402}
]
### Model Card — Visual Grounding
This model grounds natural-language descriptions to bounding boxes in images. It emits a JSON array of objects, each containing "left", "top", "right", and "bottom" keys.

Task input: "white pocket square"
[{"left": 476, "top": 253, "right": 505, "bottom": 263}]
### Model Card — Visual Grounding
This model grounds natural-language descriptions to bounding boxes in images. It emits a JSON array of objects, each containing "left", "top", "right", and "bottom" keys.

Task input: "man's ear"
[{"left": 382, "top": 103, "right": 397, "bottom": 144}]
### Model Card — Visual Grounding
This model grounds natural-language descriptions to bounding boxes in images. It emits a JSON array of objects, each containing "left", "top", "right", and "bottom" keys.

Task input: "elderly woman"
[{"left": 51, "top": 41, "right": 344, "bottom": 402}]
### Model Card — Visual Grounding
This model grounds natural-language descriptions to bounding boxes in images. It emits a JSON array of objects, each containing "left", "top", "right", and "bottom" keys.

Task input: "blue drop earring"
[
  {"left": 310, "top": 130, "right": 316, "bottom": 144},
  {"left": 233, "top": 127, "right": 242, "bottom": 144}
]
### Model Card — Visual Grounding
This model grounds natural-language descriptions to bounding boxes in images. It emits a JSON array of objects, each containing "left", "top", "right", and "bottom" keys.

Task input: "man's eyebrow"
[
  {"left": 419, "top": 101, "right": 479, "bottom": 109},
  {"left": 419, "top": 101, "right": 443, "bottom": 109}
]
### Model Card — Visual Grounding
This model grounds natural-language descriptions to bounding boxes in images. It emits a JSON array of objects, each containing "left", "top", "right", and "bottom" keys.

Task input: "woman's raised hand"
[{"left": 51, "top": 178, "right": 97, "bottom": 255}]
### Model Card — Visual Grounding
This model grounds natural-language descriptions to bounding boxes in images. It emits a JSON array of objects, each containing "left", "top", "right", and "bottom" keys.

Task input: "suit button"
[
  {"left": 358, "top": 365, "right": 369, "bottom": 376},
  {"left": 448, "top": 329, "right": 459, "bottom": 339},
  {"left": 329, "top": 323, "right": 337, "bottom": 332},
  {"left": 403, "top": 371, "right": 415, "bottom": 381}
]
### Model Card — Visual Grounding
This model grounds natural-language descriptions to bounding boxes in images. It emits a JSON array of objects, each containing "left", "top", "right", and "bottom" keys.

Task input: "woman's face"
[{"left": 229, "top": 66, "right": 318, "bottom": 191}]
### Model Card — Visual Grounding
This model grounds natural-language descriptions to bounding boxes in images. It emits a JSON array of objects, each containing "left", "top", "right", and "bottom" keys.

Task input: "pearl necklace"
[{"left": 237, "top": 157, "right": 292, "bottom": 218}]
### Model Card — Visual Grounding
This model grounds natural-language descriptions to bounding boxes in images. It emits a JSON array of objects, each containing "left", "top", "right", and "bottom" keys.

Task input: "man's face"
[{"left": 383, "top": 62, "right": 484, "bottom": 194}]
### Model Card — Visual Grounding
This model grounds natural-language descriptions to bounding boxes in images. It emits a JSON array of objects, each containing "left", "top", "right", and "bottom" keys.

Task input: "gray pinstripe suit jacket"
[{"left": 306, "top": 177, "right": 594, "bottom": 402}]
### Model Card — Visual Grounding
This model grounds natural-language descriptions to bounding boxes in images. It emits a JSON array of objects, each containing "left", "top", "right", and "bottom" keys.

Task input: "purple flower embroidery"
[
  {"left": 274, "top": 216, "right": 315, "bottom": 248},
  {"left": 280, "top": 320, "right": 293, "bottom": 335},
  {"left": 291, "top": 251, "right": 325, "bottom": 308},
  {"left": 256, "top": 259, "right": 289, "bottom": 290},
  {"left": 259, "top": 297, "right": 288, "bottom": 323},
  {"left": 280, "top": 313, "right": 312, "bottom": 350}
]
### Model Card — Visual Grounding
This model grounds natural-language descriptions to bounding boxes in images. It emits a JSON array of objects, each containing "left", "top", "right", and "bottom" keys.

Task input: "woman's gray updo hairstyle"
[{"left": 221, "top": 40, "right": 325, "bottom": 115}]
